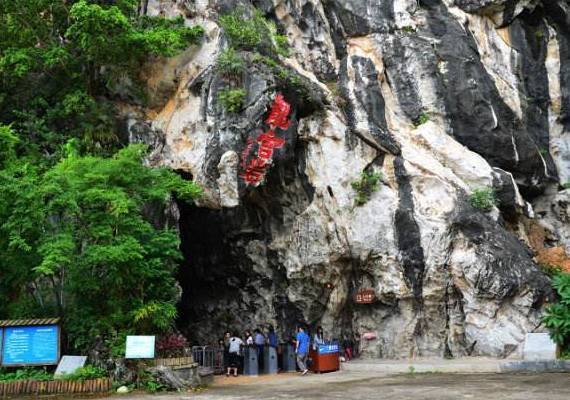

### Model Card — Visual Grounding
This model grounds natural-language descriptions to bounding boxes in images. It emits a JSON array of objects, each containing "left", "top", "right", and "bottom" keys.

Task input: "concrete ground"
[{"left": 113, "top": 370, "right": 570, "bottom": 400}]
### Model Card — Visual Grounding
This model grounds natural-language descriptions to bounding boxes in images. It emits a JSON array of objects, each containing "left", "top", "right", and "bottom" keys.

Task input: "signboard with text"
[
  {"left": 125, "top": 335, "right": 155, "bottom": 359},
  {"left": 317, "top": 343, "right": 339, "bottom": 355},
  {"left": 1, "top": 325, "right": 60, "bottom": 366}
]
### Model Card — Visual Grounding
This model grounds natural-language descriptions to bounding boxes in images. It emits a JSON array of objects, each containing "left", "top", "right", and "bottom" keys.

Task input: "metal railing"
[{"left": 191, "top": 346, "right": 225, "bottom": 374}]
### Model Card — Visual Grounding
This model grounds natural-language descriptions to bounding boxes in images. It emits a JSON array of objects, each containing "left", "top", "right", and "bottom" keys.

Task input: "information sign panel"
[
  {"left": 55, "top": 355, "right": 87, "bottom": 377},
  {"left": 1, "top": 325, "right": 60, "bottom": 366},
  {"left": 0, "top": 328, "right": 3, "bottom": 364},
  {"left": 125, "top": 336, "right": 155, "bottom": 359}
]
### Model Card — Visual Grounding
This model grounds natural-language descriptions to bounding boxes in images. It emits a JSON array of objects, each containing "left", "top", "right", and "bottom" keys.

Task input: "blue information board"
[
  {"left": 318, "top": 343, "right": 339, "bottom": 354},
  {"left": 1, "top": 325, "right": 60, "bottom": 366},
  {"left": 0, "top": 328, "right": 3, "bottom": 364}
]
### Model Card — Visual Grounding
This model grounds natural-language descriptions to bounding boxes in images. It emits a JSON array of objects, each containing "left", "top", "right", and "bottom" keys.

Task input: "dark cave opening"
[{"left": 174, "top": 141, "right": 317, "bottom": 345}]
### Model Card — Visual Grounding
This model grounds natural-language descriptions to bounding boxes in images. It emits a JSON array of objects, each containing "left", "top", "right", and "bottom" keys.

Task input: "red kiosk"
[{"left": 309, "top": 342, "right": 340, "bottom": 373}]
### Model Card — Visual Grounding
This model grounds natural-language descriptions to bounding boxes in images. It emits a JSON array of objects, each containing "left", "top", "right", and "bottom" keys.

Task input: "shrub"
[
  {"left": 219, "top": 9, "right": 267, "bottom": 50},
  {"left": 218, "top": 88, "right": 246, "bottom": 113},
  {"left": 469, "top": 187, "right": 497, "bottom": 211},
  {"left": 0, "top": 367, "right": 52, "bottom": 382},
  {"left": 413, "top": 112, "right": 429, "bottom": 127},
  {"left": 156, "top": 333, "right": 189, "bottom": 358},
  {"left": 352, "top": 171, "right": 383, "bottom": 206},
  {"left": 275, "top": 34, "right": 290, "bottom": 57},
  {"left": 562, "top": 182, "right": 570, "bottom": 190},
  {"left": 219, "top": 9, "right": 288, "bottom": 57},
  {"left": 216, "top": 48, "right": 245, "bottom": 77},
  {"left": 58, "top": 366, "right": 108, "bottom": 382},
  {"left": 543, "top": 273, "right": 570, "bottom": 347}
]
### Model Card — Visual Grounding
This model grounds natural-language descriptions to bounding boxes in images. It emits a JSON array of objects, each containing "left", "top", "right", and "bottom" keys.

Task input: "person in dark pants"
[
  {"left": 267, "top": 325, "right": 279, "bottom": 370},
  {"left": 254, "top": 328, "right": 265, "bottom": 370},
  {"left": 223, "top": 331, "right": 231, "bottom": 369},
  {"left": 295, "top": 326, "right": 310, "bottom": 375},
  {"left": 227, "top": 332, "right": 244, "bottom": 377}
]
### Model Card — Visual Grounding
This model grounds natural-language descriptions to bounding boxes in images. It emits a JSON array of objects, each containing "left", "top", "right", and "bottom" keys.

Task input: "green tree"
[
  {"left": 0, "top": 0, "right": 203, "bottom": 156},
  {"left": 0, "top": 139, "right": 201, "bottom": 350}
]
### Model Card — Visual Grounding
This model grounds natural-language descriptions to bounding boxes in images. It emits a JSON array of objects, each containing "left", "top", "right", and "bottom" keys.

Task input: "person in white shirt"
[{"left": 227, "top": 333, "right": 244, "bottom": 377}]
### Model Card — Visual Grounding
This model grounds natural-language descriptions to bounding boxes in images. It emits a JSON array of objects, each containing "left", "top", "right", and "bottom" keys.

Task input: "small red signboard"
[{"left": 355, "top": 289, "right": 376, "bottom": 304}]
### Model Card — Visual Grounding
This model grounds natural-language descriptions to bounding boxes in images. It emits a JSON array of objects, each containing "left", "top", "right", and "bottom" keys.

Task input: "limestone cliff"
[{"left": 125, "top": 0, "right": 570, "bottom": 358}]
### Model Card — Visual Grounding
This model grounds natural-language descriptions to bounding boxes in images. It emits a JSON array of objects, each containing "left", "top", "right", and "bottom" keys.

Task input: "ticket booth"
[{"left": 309, "top": 342, "right": 340, "bottom": 373}]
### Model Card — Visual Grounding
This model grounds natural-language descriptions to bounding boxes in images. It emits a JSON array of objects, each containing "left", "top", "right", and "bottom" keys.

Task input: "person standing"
[
  {"left": 223, "top": 331, "right": 231, "bottom": 369},
  {"left": 227, "top": 332, "right": 244, "bottom": 377},
  {"left": 267, "top": 325, "right": 278, "bottom": 349},
  {"left": 254, "top": 328, "right": 266, "bottom": 370},
  {"left": 295, "top": 325, "right": 310, "bottom": 375},
  {"left": 244, "top": 329, "right": 254, "bottom": 346},
  {"left": 313, "top": 326, "right": 325, "bottom": 350}
]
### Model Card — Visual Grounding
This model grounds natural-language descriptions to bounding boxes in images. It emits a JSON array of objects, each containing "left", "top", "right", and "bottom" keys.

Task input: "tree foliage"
[
  {"left": 0, "top": 0, "right": 203, "bottom": 156},
  {"left": 0, "top": 133, "right": 201, "bottom": 350}
]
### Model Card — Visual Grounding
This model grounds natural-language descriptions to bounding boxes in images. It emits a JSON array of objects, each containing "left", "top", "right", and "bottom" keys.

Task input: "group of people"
[
  {"left": 220, "top": 325, "right": 353, "bottom": 377},
  {"left": 221, "top": 326, "right": 278, "bottom": 377}
]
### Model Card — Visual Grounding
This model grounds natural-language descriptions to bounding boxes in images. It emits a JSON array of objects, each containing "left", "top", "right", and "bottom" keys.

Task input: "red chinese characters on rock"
[{"left": 240, "top": 93, "right": 291, "bottom": 186}]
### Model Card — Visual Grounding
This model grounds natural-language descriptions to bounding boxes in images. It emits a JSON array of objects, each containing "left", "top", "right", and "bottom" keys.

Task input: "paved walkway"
[{"left": 113, "top": 369, "right": 570, "bottom": 400}]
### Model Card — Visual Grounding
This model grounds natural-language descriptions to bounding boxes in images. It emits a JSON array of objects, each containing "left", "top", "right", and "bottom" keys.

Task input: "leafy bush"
[
  {"left": 469, "top": 187, "right": 497, "bottom": 211},
  {"left": 562, "top": 182, "right": 570, "bottom": 190},
  {"left": 218, "top": 88, "right": 246, "bottom": 113},
  {"left": 58, "top": 366, "right": 108, "bottom": 382},
  {"left": 216, "top": 48, "right": 245, "bottom": 77},
  {"left": 219, "top": 9, "right": 288, "bottom": 57},
  {"left": 352, "top": 171, "right": 383, "bottom": 206},
  {"left": 156, "top": 333, "right": 189, "bottom": 358},
  {"left": 0, "top": 368, "right": 52, "bottom": 382},
  {"left": 543, "top": 273, "right": 570, "bottom": 347}
]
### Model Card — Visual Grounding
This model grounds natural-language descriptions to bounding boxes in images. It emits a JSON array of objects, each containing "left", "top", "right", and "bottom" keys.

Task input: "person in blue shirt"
[
  {"left": 267, "top": 325, "right": 278, "bottom": 348},
  {"left": 295, "top": 325, "right": 310, "bottom": 375},
  {"left": 254, "top": 329, "right": 266, "bottom": 370}
]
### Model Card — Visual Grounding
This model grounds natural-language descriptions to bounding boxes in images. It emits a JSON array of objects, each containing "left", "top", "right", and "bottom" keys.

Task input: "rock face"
[{"left": 124, "top": 0, "right": 570, "bottom": 358}]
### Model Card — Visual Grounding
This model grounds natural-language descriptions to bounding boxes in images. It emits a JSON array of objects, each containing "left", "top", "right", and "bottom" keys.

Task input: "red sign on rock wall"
[{"left": 240, "top": 93, "right": 292, "bottom": 186}]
